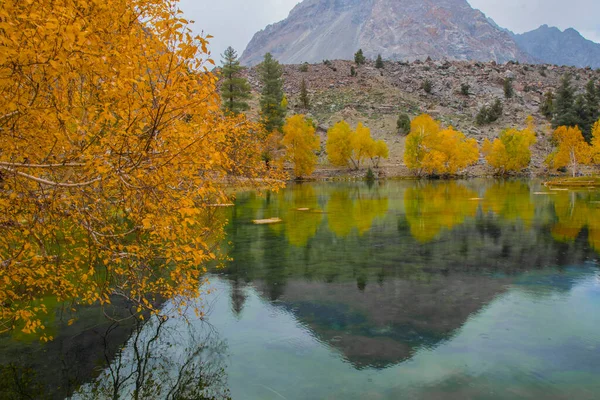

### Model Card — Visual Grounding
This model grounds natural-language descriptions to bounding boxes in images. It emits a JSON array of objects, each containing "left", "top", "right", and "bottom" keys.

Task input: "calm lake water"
[{"left": 2, "top": 179, "right": 600, "bottom": 399}]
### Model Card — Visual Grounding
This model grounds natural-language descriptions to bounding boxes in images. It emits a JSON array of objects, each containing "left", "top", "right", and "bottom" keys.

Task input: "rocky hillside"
[
  {"left": 240, "top": 0, "right": 531, "bottom": 66},
  {"left": 243, "top": 59, "right": 600, "bottom": 177},
  {"left": 512, "top": 25, "right": 600, "bottom": 69}
]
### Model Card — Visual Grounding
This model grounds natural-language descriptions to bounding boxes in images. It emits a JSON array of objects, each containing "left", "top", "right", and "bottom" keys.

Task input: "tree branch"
[
  {"left": 0, "top": 165, "right": 101, "bottom": 187},
  {"left": 0, "top": 162, "right": 85, "bottom": 168}
]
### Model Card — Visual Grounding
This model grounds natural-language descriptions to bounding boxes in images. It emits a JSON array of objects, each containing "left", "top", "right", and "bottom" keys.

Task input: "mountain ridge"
[
  {"left": 240, "top": 0, "right": 600, "bottom": 68},
  {"left": 240, "top": 0, "right": 531, "bottom": 66},
  {"left": 512, "top": 25, "right": 600, "bottom": 68}
]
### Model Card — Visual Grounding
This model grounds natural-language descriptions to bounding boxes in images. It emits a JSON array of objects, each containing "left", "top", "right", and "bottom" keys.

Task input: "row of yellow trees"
[
  {"left": 279, "top": 116, "right": 390, "bottom": 178},
  {"left": 392, "top": 113, "right": 600, "bottom": 177},
  {"left": 280, "top": 112, "right": 600, "bottom": 180}
]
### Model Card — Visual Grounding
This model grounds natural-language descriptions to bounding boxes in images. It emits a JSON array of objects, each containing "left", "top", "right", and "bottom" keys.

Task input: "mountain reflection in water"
[{"left": 1, "top": 179, "right": 600, "bottom": 400}]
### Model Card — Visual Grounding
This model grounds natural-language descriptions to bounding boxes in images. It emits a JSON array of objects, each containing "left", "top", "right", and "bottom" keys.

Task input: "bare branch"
[
  {"left": 0, "top": 162, "right": 85, "bottom": 168},
  {"left": 0, "top": 165, "right": 101, "bottom": 187}
]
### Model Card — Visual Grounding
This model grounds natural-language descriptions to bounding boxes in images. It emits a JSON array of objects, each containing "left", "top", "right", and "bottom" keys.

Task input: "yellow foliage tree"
[
  {"left": 404, "top": 114, "right": 478, "bottom": 176},
  {"left": 546, "top": 126, "right": 592, "bottom": 177},
  {"left": 281, "top": 115, "right": 320, "bottom": 178},
  {"left": 326, "top": 121, "right": 354, "bottom": 167},
  {"left": 404, "top": 114, "right": 440, "bottom": 175},
  {"left": 371, "top": 140, "right": 390, "bottom": 167},
  {"left": 350, "top": 123, "right": 376, "bottom": 169},
  {"left": 0, "top": 0, "right": 282, "bottom": 338},
  {"left": 482, "top": 120, "right": 537, "bottom": 174},
  {"left": 326, "top": 121, "right": 388, "bottom": 169}
]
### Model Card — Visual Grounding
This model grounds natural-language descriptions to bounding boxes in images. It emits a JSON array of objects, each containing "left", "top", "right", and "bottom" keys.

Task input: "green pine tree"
[
  {"left": 540, "top": 91, "right": 554, "bottom": 119},
  {"left": 300, "top": 78, "right": 310, "bottom": 109},
  {"left": 220, "top": 46, "right": 251, "bottom": 115},
  {"left": 396, "top": 113, "right": 411, "bottom": 135},
  {"left": 552, "top": 73, "right": 578, "bottom": 129},
  {"left": 583, "top": 78, "right": 599, "bottom": 140},
  {"left": 354, "top": 49, "right": 366, "bottom": 65},
  {"left": 503, "top": 78, "right": 514, "bottom": 99},
  {"left": 259, "top": 53, "right": 286, "bottom": 133},
  {"left": 375, "top": 54, "right": 384, "bottom": 69},
  {"left": 574, "top": 93, "right": 588, "bottom": 134}
]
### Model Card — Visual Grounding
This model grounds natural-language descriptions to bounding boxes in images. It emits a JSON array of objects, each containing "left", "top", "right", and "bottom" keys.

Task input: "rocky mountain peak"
[
  {"left": 512, "top": 25, "right": 600, "bottom": 68},
  {"left": 240, "top": 0, "right": 532, "bottom": 66}
]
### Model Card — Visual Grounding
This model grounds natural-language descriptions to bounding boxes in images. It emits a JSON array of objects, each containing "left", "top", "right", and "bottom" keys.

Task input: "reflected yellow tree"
[
  {"left": 551, "top": 191, "right": 600, "bottom": 251},
  {"left": 326, "top": 187, "right": 389, "bottom": 238},
  {"left": 404, "top": 182, "right": 479, "bottom": 242},
  {"left": 481, "top": 181, "right": 535, "bottom": 227},
  {"left": 278, "top": 185, "right": 324, "bottom": 247}
]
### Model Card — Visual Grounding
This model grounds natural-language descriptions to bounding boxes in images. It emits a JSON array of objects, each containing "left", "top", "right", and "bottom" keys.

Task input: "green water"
[{"left": 2, "top": 179, "right": 600, "bottom": 399}]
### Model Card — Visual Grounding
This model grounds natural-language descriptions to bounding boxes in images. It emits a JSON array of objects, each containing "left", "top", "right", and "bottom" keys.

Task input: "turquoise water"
[{"left": 2, "top": 179, "right": 600, "bottom": 399}]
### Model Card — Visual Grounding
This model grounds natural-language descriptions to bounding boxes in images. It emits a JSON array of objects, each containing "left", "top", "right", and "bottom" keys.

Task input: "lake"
[{"left": 1, "top": 179, "right": 600, "bottom": 399}]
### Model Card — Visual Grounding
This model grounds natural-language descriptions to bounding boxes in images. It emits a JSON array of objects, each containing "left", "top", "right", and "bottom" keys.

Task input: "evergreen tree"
[
  {"left": 259, "top": 53, "right": 286, "bottom": 133},
  {"left": 220, "top": 46, "right": 251, "bottom": 114},
  {"left": 397, "top": 113, "right": 411, "bottom": 135},
  {"left": 354, "top": 49, "right": 366, "bottom": 65},
  {"left": 504, "top": 78, "right": 514, "bottom": 99},
  {"left": 583, "top": 78, "right": 599, "bottom": 140},
  {"left": 461, "top": 83, "right": 470, "bottom": 96},
  {"left": 540, "top": 91, "right": 554, "bottom": 120},
  {"left": 422, "top": 79, "right": 432, "bottom": 94},
  {"left": 375, "top": 54, "right": 384, "bottom": 69},
  {"left": 574, "top": 94, "right": 588, "bottom": 135},
  {"left": 300, "top": 78, "right": 310, "bottom": 109},
  {"left": 552, "top": 73, "right": 578, "bottom": 129}
]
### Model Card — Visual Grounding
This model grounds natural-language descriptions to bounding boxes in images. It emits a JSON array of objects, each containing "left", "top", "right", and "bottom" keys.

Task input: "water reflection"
[
  {"left": 405, "top": 181, "right": 478, "bottom": 242},
  {"left": 73, "top": 314, "right": 230, "bottom": 400},
  {"left": 2, "top": 179, "right": 600, "bottom": 399},
  {"left": 551, "top": 190, "right": 600, "bottom": 251}
]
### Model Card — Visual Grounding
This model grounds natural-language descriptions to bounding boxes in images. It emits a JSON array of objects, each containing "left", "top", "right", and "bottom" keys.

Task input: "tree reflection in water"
[
  {"left": 0, "top": 302, "right": 230, "bottom": 400},
  {"left": 74, "top": 314, "right": 230, "bottom": 400}
]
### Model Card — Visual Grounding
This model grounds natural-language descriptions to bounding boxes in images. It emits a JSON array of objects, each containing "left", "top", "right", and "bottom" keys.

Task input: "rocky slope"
[
  {"left": 512, "top": 25, "right": 600, "bottom": 69},
  {"left": 242, "top": 59, "right": 600, "bottom": 177},
  {"left": 240, "top": 0, "right": 532, "bottom": 66}
]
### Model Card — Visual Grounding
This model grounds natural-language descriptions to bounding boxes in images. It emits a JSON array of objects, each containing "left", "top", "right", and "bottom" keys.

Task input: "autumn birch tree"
[
  {"left": 404, "top": 114, "right": 478, "bottom": 176},
  {"left": 482, "top": 118, "right": 537, "bottom": 174},
  {"left": 546, "top": 126, "right": 592, "bottom": 176},
  {"left": 0, "top": 0, "right": 282, "bottom": 338},
  {"left": 281, "top": 115, "right": 320, "bottom": 179}
]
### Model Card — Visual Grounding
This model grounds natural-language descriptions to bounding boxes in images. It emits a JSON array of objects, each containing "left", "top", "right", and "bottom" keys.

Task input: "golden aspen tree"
[
  {"left": 326, "top": 121, "right": 354, "bottom": 167},
  {"left": 546, "top": 126, "right": 592, "bottom": 177},
  {"left": 281, "top": 115, "right": 320, "bottom": 178},
  {"left": 350, "top": 123, "right": 375, "bottom": 169},
  {"left": 371, "top": 140, "right": 390, "bottom": 167},
  {"left": 482, "top": 119, "right": 537, "bottom": 174},
  {"left": 404, "top": 115, "right": 478, "bottom": 176},
  {"left": 326, "top": 121, "right": 387, "bottom": 169},
  {"left": 404, "top": 114, "right": 441, "bottom": 175},
  {"left": 0, "top": 0, "right": 283, "bottom": 338}
]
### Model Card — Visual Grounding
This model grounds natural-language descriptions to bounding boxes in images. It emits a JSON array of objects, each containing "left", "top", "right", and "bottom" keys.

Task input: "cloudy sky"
[{"left": 177, "top": 0, "right": 600, "bottom": 63}]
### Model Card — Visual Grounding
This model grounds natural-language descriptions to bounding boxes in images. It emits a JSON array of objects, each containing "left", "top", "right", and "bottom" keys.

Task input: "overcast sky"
[{"left": 177, "top": 0, "right": 600, "bottom": 63}]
